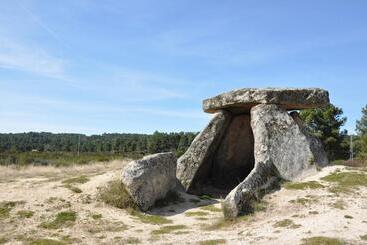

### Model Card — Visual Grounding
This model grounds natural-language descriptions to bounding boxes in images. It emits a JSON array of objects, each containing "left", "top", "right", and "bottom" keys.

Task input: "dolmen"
[
  {"left": 121, "top": 88, "right": 329, "bottom": 218},
  {"left": 176, "top": 88, "right": 329, "bottom": 218}
]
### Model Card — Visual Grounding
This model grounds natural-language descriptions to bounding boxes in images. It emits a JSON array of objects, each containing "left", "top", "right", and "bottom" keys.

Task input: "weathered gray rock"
[
  {"left": 176, "top": 110, "right": 232, "bottom": 192},
  {"left": 222, "top": 104, "right": 329, "bottom": 218},
  {"left": 251, "top": 104, "right": 327, "bottom": 180},
  {"left": 203, "top": 88, "right": 329, "bottom": 113},
  {"left": 121, "top": 152, "right": 177, "bottom": 211},
  {"left": 223, "top": 160, "right": 280, "bottom": 218}
]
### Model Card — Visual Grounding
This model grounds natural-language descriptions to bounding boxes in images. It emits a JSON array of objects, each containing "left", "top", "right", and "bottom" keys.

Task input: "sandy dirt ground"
[{"left": 0, "top": 161, "right": 366, "bottom": 245}]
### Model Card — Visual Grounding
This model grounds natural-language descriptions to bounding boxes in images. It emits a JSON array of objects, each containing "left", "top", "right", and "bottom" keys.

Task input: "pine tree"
[
  {"left": 356, "top": 105, "right": 367, "bottom": 136},
  {"left": 299, "top": 104, "right": 349, "bottom": 160}
]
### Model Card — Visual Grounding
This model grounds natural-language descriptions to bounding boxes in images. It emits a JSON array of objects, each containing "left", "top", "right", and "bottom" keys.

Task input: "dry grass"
[
  {"left": 40, "top": 211, "right": 77, "bottom": 229},
  {"left": 300, "top": 236, "right": 344, "bottom": 245},
  {"left": 284, "top": 181, "right": 324, "bottom": 190},
  {"left": 0, "top": 160, "right": 127, "bottom": 182},
  {"left": 273, "top": 219, "right": 301, "bottom": 229},
  {"left": 151, "top": 225, "right": 187, "bottom": 235},
  {"left": 198, "top": 239, "right": 226, "bottom": 245}
]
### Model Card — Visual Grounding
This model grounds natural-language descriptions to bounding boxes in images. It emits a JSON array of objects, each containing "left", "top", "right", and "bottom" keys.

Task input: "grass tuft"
[
  {"left": 62, "top": 175, "right": 90, "bottom": 184},
  {"left": 17, "top": 210, "right": 34, "bottom": 218},
  {"left": 98, "top": 180, "right": 137, "bottom": 210},
  {"left": 63, "top": 184, "right": 82, "bottom": 193},
  {"left": 300, "top": 236, "right": 344, "bottom": 245},
  {"left": 185, "top": 211, "right": 210, "bottom": 217},
  {"left": 151, "top": 225, "right": 187, "bottom": 235},
  {"left": 199, "top": 239, "right": 226, "bottom": 245},
  {"left": 322, "top": 171, "right": 367, "bottom": 194},
  {"left": 273, "top": 219, "right": 301, "bottom": 229},
  {"left": 200, "top": 205, "right": 222, "bottom": 212},
  {"left": 29, "top": 238, "right": 66, "bottom": 245},
  {"left": 127, "top": 208, "right": 172, "bottom": 225},
  {"left": 0, "top": 201, "right": 25, "bottom": 219},
  {"left": 360, "top": 234, "right": 367, "bottom": 241},
  {"left": 91, "top": 213, "right": 102, "bottom": 220},
  {"left": 284, "top": 181, "right": 324, "bottom": 190},
  {"left": 330, "top": 199, "right": 346, "bottom": 210},
  {"left": 40, "top": 211, "right": 77, "bottom": 229}
]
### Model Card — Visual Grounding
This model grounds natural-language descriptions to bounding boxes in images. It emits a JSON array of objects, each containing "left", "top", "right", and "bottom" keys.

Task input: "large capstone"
[
  {"left": 176, "top": 87, "right": 330, "bottom": 218},
  {"left": 203, "top": 88, "right": 329, "bottom": 113},
  {"left": 122, "top": 152, "right": 177, "bottom": 211}
]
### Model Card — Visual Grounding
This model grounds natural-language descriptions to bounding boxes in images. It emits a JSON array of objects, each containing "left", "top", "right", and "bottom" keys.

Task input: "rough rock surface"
[
  {"left": 210, "top": 114, "right": 254, "bottom": 190},
  {"left": 203, "top": 88, "right": 329, "bottom": 113},
  {"left": 251, "top": 104, "right": 328, "bottom": 180},
  {"left": 176, "top": 110, "right": 232, "bottom": 192},
  {"left": 222, "top": 104, "right": 329, "bottom": 218},
  {"left": 223, "top": 160, "right": 280, "bottom": 218},
  {"left": 121, "top": 152, "right": 177, "bottom": 211}
]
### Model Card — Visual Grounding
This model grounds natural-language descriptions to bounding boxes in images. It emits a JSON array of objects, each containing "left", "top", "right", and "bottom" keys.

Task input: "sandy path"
[{"left": 0, "top": 163, "right": 366, "bottom": 244}]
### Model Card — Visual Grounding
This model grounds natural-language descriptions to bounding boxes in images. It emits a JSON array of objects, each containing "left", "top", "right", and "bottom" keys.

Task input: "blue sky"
[{"left": 0, "top": 0, "right": 366, "bottom": 135}]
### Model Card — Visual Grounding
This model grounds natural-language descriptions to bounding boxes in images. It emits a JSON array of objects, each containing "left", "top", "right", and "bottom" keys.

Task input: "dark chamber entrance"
[{"left": 193, "top": 114, "right": 255, "bottom": 197}]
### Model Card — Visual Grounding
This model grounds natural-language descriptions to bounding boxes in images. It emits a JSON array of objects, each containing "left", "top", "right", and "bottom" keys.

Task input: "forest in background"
[{"left": 0, "top": 131, "right": 197, "bottom": 166}]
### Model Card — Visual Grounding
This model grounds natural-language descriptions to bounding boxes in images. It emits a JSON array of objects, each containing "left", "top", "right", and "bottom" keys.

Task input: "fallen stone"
[
  {"left": 203, "top": 88, "right": 329, "bottom": 113},
  {"left": 121, "top": 152, "right": 177, "bottom": 211},
  {"left": 176, "top": 110, "right": 232, "bottom": 193}
]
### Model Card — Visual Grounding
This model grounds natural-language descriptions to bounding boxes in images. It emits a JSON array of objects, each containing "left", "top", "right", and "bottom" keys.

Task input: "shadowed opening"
[{"left": 190, "top": 113, "right": 255, "bottom": 197}]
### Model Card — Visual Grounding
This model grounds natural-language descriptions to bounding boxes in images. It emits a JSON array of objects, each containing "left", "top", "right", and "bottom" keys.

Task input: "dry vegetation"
[{"left": 0, "top": 161, "right": 366, "bottom": 244}]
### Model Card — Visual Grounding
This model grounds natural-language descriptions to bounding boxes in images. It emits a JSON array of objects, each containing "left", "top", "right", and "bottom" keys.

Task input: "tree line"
[{"left": 0, "top": 131, "right": 197, "bottom": 157}]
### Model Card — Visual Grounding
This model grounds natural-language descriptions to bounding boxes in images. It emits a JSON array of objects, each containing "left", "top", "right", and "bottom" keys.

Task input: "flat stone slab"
[{"left": 203, "top": 88, "right": 329, "bottom": 113}]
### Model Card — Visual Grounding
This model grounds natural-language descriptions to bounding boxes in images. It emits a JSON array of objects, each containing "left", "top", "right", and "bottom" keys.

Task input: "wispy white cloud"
[{"left": 0, "top": 38, "right": 66, "bottom": 78}]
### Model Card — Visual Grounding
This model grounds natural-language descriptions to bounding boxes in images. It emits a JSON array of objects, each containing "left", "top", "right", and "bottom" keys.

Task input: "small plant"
[
  {"left": 273, "top": 219, "right": 301, "bottom": 229},
  {"left": 185, "top": 211, "right": 210, "bottom": 217},
  {"left": 300, "top": 236, "right": 344, "bottom": 245},
  {"left": 284, "top": 181, "right": 324, "bottom": 190},
  {"left": 360, "top": 234, "right": 367, "bottom": 241},
  {"left": 62, "top": 175, "right": 90, "bottom": 184},
  {"left": 330, "top": 199, "right": 346, "bottom": 210},
  {"left": 91, "top": 213, "right": 102, "bottom": 220},
  {"left": 17, "top": 210, "right": 34, "bottom": 218},
  {"left": 199, "top": 195, "right": 213, "bottom": 200},
  {"left": 200, "top": 205, "right": 222, "bottom": 212},
  {"left": 29, "top": 238, "right": 66, "bottom": 245},
  {"left": 151, "top": 225, "right": 187, "bottom": 235},
  {"left": 40, "top": 211, "right": 77, "bottom": 229},
  {"left": 0, "top": 201, "right": 25, "bottom": 219},
  {"left": 321, "top": 171, "right": 367, "bottom": 193},
  {"left": 199, "top": 239, "right": 226, "bottom": 245},
  {"left": 344, "top": 215, "right": 353, "bottom": 219},
  {"left": 289, "top": 196, "right": 317, "bottom": 206},
  {"left": 98, "top": 180, "right": 137, "bottom": 210},
  {"left": 308, "top": 211, "right": 319, "bottom": 215},
  {"left": 127, "top": 208, "right": 172, "bottom": 225},
  {"left": 63, "top": 184, "right": 82, "bottom": 193}
]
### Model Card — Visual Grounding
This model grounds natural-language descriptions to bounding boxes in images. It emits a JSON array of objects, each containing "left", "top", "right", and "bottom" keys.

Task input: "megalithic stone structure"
[{"left": 176, "top": 88, "right": 329, "bottom": 218}]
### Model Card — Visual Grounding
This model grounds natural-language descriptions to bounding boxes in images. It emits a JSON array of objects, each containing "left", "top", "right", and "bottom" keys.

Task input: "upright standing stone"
[
  {"left": 251, "top": 104, "right": 327, "bottom": 180},
  {"left": 176, "top": 110, "right": 232, "bottom": 192},
  {"left": 222, "top": 104, "right": 328, "bottom": 218}
]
